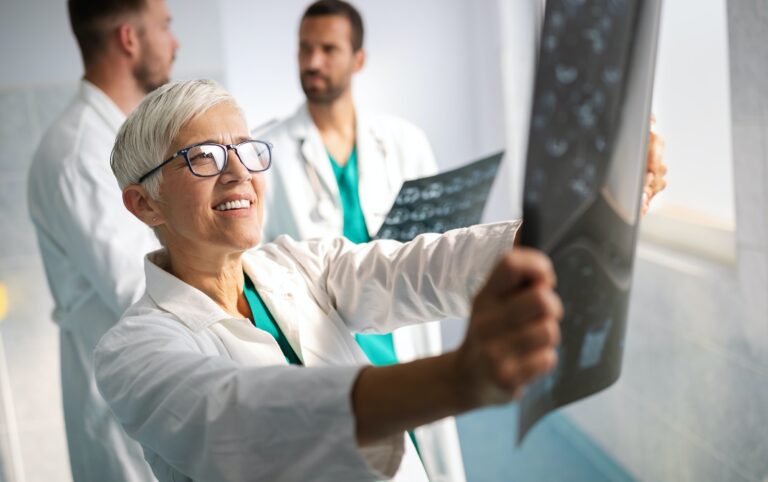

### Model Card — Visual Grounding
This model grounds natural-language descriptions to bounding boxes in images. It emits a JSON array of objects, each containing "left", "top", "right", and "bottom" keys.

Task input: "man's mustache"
[{"left": 301, "top": 71, "right": 328, "bottom": 82}]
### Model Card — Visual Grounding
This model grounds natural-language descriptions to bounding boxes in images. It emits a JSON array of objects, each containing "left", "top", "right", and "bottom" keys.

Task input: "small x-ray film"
[
  {"left": 374, "top": 151, "right": 503, "bottom": 242},
  {"left": 518, "top": 0, "right": 663, "bottom": 443}
]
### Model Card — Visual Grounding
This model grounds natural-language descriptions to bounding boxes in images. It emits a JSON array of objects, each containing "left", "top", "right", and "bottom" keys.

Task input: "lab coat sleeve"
[
  {"left": 56, "top": 154, "right": 159, "bottom": 316},
  {"left": 279, "top": 220, "right": 520, "bottom": 333},
  {"left": 94, "top": 315, "right": 403, "bottom": 481}
]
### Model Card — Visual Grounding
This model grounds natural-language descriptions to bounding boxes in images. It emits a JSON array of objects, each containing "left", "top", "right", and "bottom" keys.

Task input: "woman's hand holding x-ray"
[
  {"left": 455, "top": 248, "right": 563, "bottom": 407},
  {"left": 351, "top": 248, "right": 562, "bottom": 446}
]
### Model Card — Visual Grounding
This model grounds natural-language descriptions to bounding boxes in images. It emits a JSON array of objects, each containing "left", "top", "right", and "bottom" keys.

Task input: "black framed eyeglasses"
[{"left": 138, "top": 140, "right": 273, "bottom": 183}]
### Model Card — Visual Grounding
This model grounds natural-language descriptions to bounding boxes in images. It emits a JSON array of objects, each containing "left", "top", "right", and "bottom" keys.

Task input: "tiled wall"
[
  {"left": 565, "top": 245, "right": 768, "bottom": 481},
  {"left": 0, "top": 82, "right": 78, "bottom": 482}
]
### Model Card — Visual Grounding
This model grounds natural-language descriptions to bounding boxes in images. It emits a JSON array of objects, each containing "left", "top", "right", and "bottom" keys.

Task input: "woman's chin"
[{"left": 229, "top": 231, "right": 262, "bottom": 251}]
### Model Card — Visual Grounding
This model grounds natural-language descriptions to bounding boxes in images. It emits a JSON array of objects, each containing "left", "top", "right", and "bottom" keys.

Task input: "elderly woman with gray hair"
[{"left": 94, "top": 79, "right": 562, "bottom": 482}]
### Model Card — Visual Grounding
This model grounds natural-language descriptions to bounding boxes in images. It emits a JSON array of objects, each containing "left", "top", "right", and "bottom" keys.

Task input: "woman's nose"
[{"left": 218, "top": 147, "right": 251, "bottom": 183}]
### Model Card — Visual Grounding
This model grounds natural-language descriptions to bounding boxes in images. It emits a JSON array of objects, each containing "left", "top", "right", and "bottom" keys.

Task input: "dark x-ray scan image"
[
  {"left": 374, "top": 151, "right": 503, "bottom": 242},
  {"left": 519, "top": 0, "right": 663, "bottom": 442}
]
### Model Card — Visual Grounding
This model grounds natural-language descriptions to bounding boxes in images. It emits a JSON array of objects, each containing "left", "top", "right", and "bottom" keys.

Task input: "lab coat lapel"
[
  {"left": 298, "top": 306, "right": 370, "bottom": 366},
  {"left": 242, "top": 253, "right": 304, "bottom": 362},
  {"left": 243, "top": 251, "right": 366, "bottom": 366},
  {"left": 290, "top": 105, "right": 340, "bottom": 201},
  {"left": 356, "top": 114, "right": 398, "bottom": 236}
]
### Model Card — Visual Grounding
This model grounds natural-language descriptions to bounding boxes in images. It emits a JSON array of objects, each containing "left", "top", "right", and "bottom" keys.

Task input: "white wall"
[
  {"left": 497, "top": 0, "right": 541, "bottom": 219},
  {"left": 0, "top": 0, "right": 81, "bottom": 87},
  {"left": 565, "top": 244, "right": 768, "bottom": 481}
]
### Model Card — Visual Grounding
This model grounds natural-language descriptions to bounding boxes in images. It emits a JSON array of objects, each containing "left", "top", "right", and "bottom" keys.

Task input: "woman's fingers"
[
  {"left": 493, "top": 346, "right": 559, "bottom": 396},
  {"left": 645, "top": 121, "right": 667, "bottom": 201},
  {"left": 474, "top": 285, "right": 563, "bottom": 340},
  {"left": 483, "top": 319, "right": 560, "bottom": 382},
  {"left": 641, "top": 123, "right": 667, "bottom": 216},
  {"left": 462, "top": 249, "right": 564, "bottom": 407},
  {"left": 474, "top": 249, "right": 557, "bottom": 305},
  {"left": 502, "top": 318, "right": 561, "bottom": 355}
]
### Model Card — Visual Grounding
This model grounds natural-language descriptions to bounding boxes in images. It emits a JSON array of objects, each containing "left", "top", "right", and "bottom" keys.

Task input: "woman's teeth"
[{"left": 215, "top": 199, "right": 251, "bottom": 211}]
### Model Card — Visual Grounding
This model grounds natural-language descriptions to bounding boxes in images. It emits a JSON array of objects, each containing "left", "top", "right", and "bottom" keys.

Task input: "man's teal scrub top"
[{"left": 329, "top": 147, "right": 399, "bottom": 367}]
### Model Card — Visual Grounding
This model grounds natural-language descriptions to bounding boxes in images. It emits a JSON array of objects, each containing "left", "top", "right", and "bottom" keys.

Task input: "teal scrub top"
[
  {"left": 328, "top": 147, "right": 399, "bottom": 367},
  {"left": 243, "top": 274, "right": 302, "bottom": 365}
]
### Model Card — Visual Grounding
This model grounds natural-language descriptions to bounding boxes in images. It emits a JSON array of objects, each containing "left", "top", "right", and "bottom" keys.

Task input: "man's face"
[
  {"left": 133, "top": 0, "right": 178, "bottom": 94},
  {"left": 298, "top": 15, "right": 364, "bottom": 104}
]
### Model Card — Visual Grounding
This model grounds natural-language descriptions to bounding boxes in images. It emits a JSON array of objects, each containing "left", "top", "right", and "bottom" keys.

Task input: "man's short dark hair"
[
  {"left": 302, "top": 0, "right": 364, "bottom": 51},
  {"left": 68, "top": 0, "right": 147, "bottom": 65}
]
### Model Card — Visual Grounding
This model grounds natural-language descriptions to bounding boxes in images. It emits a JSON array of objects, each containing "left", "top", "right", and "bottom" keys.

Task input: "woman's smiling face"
[{"left": 154, "top": 102, "right": 266, "bottom": 257}]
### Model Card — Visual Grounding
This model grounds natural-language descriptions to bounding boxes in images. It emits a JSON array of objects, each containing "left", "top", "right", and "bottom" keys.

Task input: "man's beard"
[
  {"left": 300, "top": 71, "right": 346, "bottom": 104},
  {"left": 133, "top": 54, "right": 171, "bottom": 95}
]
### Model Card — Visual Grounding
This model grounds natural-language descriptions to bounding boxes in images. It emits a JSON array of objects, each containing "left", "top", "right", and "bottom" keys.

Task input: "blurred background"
[{"left": 0, "top": 0, "right": 766, "bottom": 481}]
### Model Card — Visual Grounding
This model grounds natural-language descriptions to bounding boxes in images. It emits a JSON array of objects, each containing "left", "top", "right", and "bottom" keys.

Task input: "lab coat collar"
[
  {"left": 143, "top": 249, "right": 305, "bottom": 361},
  {"left": 79, "top": 79, "right": 126, "bottom": 134},
  {"left": 241, "top": 252, "right": 305, "bottom": 362},
  {"left": 144, "top": 250, "right": 233, "bottom": 332}
]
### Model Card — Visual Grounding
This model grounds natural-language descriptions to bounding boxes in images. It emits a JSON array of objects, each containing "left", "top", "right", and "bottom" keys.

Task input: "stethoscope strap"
[{"left": 300, "top": 138, "right": 339, "bottom": 222}]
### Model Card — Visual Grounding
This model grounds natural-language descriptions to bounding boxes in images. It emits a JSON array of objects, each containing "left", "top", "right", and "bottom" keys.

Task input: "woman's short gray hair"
[{"left": 111, "top": 79, "right": 243, "bottom": 199}]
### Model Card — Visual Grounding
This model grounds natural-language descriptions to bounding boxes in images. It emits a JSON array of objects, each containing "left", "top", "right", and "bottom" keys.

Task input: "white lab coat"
[
  {"left": 27, "top": 80, "right": 160, "bottom": 481},
  {"left": 258, "top": 105, "right": 466, "bottom": 481},
  {"left": 94, "top": 221, "right": 519, "bottom": 482}
]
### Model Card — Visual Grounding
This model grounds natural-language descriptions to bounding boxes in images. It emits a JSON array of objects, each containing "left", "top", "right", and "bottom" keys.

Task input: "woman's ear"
[{"left": 123, "top": 185, "right": 164, "bottom": 227}]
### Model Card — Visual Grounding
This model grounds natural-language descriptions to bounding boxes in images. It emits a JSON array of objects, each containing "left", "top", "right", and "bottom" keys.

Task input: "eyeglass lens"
[{"left": 187, "top": 141, "right": 270, "bottom": 177}]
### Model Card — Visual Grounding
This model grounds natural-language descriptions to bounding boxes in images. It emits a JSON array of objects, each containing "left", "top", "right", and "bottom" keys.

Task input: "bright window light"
[{"left": 649, "top": 0, "right": 735, "bottom": 227}]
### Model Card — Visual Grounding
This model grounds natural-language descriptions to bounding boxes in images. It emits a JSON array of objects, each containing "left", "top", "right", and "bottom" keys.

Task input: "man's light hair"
[{"left": 111, "top": 79, "right": 244, "bottom": 199}]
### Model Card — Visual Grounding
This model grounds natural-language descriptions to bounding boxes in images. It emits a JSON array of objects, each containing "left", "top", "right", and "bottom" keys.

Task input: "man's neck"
[
  {"left": 84, "top": 64, "right": 146, "bottom": 117},
  {"left": 307, "top": 92, "right": 357, "bottom": 166}
]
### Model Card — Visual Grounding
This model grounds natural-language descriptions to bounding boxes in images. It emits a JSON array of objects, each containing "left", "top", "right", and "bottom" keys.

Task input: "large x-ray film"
[
  {"left": 518, "top": 0, "right": 662, "bottom": 442},
  {"left": 374, "top": 152, "right": 503, "bottom": 242}
]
